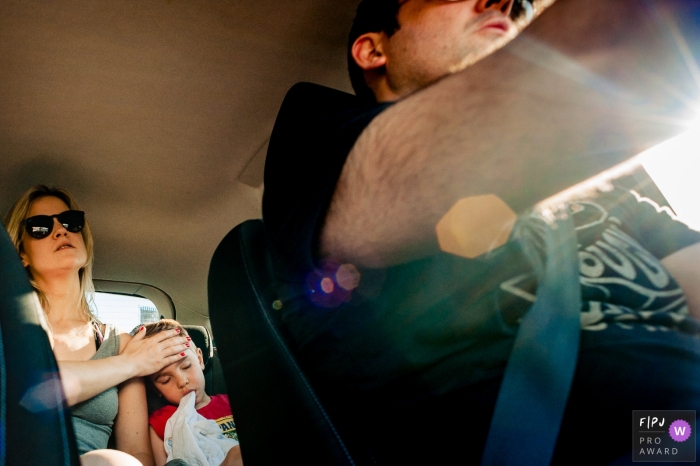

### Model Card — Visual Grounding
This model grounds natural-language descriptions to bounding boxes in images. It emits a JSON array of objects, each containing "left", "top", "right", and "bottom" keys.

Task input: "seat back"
[
  {"left": 208, "top": 219, "right": 358, "bottom": 466},
  {"left": 0, "top": 228, "right": 80, "bottom": 465}
]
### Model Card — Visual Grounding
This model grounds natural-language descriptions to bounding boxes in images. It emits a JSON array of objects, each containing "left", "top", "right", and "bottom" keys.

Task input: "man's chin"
[{"left": 449, "top": 34, "right": 517, "bottom": 74}]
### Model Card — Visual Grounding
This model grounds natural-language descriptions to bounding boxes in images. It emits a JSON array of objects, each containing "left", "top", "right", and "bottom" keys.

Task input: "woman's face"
[{"left": 20, "top": 196, "right": 88, "bottom": 280}]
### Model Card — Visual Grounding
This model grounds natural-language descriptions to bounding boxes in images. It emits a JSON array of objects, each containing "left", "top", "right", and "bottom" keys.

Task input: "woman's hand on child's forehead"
[
  {"left": 121, "top": 327, "right": 191, "bottom": 377},
  {"left": 158, "top": 330, "right": 190, "bottom": 343}
]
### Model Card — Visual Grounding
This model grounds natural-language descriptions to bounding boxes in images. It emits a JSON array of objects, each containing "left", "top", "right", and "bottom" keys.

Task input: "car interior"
[
  {"left": 0, "top": 1, "right": 362, "bottom": 464},
  {"left": 1, "top": 0, "right": 700, "bottom": 465}
]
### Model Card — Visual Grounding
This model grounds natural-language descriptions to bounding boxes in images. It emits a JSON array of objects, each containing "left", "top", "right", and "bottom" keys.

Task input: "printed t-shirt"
[{"left": 149, "top": 394, "right": 237, "bottom": 441}]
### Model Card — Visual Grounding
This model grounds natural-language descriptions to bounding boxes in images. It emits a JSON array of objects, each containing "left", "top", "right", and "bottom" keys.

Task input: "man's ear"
[{"left": 351, "top": 32, "right": 388, "bottom": 71}]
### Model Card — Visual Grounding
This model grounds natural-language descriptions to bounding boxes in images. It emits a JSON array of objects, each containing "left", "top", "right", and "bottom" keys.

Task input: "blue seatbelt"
[{"left": 481, "top": 212, "right": 581, "bottom": 466}]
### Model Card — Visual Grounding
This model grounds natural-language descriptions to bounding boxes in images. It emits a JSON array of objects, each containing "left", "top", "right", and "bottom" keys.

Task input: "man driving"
[{"left": 262, "top": 0, "right": 700, "bottom": 463}]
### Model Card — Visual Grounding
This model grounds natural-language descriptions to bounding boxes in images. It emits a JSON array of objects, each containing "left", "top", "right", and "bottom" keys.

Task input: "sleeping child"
[{"left": 144, "top": 319, "right": 242, "bottom": 466}]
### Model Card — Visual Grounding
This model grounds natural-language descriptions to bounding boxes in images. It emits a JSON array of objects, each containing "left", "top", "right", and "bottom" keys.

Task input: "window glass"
[
  {"left": 91, "top": 292, "right": 161, "bottom": 333},
  {"left": 642, "top": 122, "right": 700, "bottom": 229}
]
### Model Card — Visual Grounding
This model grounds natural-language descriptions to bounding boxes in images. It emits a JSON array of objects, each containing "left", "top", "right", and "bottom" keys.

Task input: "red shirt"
[{"left": 149, "top": 394, "right": 237, "bottom": 441}]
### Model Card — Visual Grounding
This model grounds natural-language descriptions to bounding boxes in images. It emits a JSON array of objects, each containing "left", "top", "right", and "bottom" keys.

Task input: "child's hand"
[
  {"left": 221, "top": 445, "right": 243, "bottom": 466},
  {"left": 121, "top": 327, "right": 189, "bottom": 377}
]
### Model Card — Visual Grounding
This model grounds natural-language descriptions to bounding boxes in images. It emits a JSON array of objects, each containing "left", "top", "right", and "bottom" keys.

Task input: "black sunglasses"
[
  {"left": 438, "top": 0, "right": 534, "bottom": 21},
  {"left": 23, "top": 210, "right": 85, "bottom": 240}
]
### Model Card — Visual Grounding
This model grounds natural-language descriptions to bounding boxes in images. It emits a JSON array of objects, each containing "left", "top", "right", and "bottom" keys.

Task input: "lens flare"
[
  {"left": 306, "top": 261, "right": 356, "bottom": 308},
  {"left": 320, "top": 277, "right": 335, "bottom": 294}
]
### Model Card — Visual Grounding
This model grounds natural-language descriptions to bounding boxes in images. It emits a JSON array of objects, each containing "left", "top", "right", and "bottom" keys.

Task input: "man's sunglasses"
[
  {"left": 23, "top": 210, "right": 85, "bottom": 240},
  {"left": 439, "top": 0, "right": 534, "bottom": 21}
]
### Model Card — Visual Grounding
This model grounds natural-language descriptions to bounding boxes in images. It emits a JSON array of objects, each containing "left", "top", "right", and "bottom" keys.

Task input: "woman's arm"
[
  {"left": 57, "top": 328, "right": 188, "bottom": 406},
  {"left": 114, "top": 374, "right": 155, "bottom": 466},
  {"left": 149, "top": 427, "right": 168, "bottom": 466}
]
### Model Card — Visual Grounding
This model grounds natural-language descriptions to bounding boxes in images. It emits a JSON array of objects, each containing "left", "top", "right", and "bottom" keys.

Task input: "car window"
[
  {"left": 91, "top": 292, "right": 160, "bottom": 333},
  {"left": 92, "top": 279, "right": 176, "bottom": 333},
  {"left": 642, "top": 123, "right": 700, "bottom": 230}
]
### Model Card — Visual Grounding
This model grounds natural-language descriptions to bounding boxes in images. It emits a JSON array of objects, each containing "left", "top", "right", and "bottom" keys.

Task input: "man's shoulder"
[
  {"left": 271, "top": 82, "right": 392, "bottom": 139},
  {"left": 262, "top": 83, "right": 393, "bottom": 282},
  {"left": 281, "top": 82, "right": 359, "bottom": 113}
]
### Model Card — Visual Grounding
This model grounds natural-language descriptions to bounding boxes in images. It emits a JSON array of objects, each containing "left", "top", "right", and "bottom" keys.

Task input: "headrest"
[{"left": 182, "top": 325, "right": 214, "bottom": 368}]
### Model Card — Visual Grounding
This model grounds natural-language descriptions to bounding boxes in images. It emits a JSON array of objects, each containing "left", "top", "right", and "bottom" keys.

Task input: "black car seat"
[
  {"left": 208, "top": 219, "right": 362, "bottom": 466},
  {"left": 0, "top": 228, "right": 80, "bottom": 465}
]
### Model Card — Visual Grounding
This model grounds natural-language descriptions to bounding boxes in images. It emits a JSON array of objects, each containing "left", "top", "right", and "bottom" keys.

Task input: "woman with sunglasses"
[{"left": 3, "top": 185, "right": 190, "bottom": 466}]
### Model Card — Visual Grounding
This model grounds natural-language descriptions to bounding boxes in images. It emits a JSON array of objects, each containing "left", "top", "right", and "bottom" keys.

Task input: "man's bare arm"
[
  {"left": 322, "top": 0, "right": 699, "bottom": 267},
  {"left": 662, "top": 243, "right": 700, "bottom": 321}
]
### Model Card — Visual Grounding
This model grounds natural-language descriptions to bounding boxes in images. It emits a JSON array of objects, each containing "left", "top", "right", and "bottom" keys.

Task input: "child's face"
[{"left": 150, "top": 346, "right": 208, "bottom": 408}]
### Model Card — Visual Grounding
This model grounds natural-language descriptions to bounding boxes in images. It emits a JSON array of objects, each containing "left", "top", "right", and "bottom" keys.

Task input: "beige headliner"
[{"left": 0, "top": 0, "right": 359, "bottom": 323}]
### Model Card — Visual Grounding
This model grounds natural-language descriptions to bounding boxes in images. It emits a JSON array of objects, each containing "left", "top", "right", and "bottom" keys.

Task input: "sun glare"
[{"left": 640, "top": 118, "right": 700, "bottom": 230}]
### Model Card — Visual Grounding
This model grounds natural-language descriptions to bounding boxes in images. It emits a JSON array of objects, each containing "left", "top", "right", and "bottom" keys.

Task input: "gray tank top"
[{"left": 71, "top": 323, "right": 120, "bottom": 455}]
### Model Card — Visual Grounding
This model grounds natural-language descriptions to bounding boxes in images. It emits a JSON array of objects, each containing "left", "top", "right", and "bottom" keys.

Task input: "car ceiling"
[{"left": 0, "top": 0, "right": 360, "bottom": 323}]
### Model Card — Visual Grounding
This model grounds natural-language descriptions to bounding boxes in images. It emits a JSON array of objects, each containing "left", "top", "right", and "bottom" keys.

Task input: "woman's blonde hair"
[{"left": 2, "top": 185, "right": 96, "bottom": 321}]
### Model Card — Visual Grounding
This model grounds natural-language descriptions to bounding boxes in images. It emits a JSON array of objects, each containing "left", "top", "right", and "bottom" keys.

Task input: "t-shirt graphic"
[
  {"left": 496, "top": 193, "right": 700, "bottom": 335},
  {"left": 211, "top": 414, "right": 237, "bottom": 441}
]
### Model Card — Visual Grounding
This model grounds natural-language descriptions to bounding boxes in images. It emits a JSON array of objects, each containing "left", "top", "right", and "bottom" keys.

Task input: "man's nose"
[{"left": 475, "top": 0, "right": 514, "bottom": 16}]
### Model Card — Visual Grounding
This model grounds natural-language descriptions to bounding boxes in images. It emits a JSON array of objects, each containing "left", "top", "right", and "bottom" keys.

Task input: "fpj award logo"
[{"left": 633, "top": 410, "right": 696, "bottom": 462}]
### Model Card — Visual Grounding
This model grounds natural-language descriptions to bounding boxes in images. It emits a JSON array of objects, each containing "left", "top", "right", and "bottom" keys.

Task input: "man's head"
[
  {"left": 144, "top": 320, "right": 210, "bottom": 408},
  {"left": 348, "top": 0, "right": 532, "bottom": 102}
]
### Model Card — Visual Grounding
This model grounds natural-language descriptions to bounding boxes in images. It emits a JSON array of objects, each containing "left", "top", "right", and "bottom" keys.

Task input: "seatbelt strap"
[{"left": 481, "top": 211, "right": 581, "bottom": 466}]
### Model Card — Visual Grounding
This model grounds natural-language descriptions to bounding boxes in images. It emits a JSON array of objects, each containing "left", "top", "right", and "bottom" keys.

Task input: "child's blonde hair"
[{"left": 143, "top": 319, "right": 197, "bottom": 349}]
